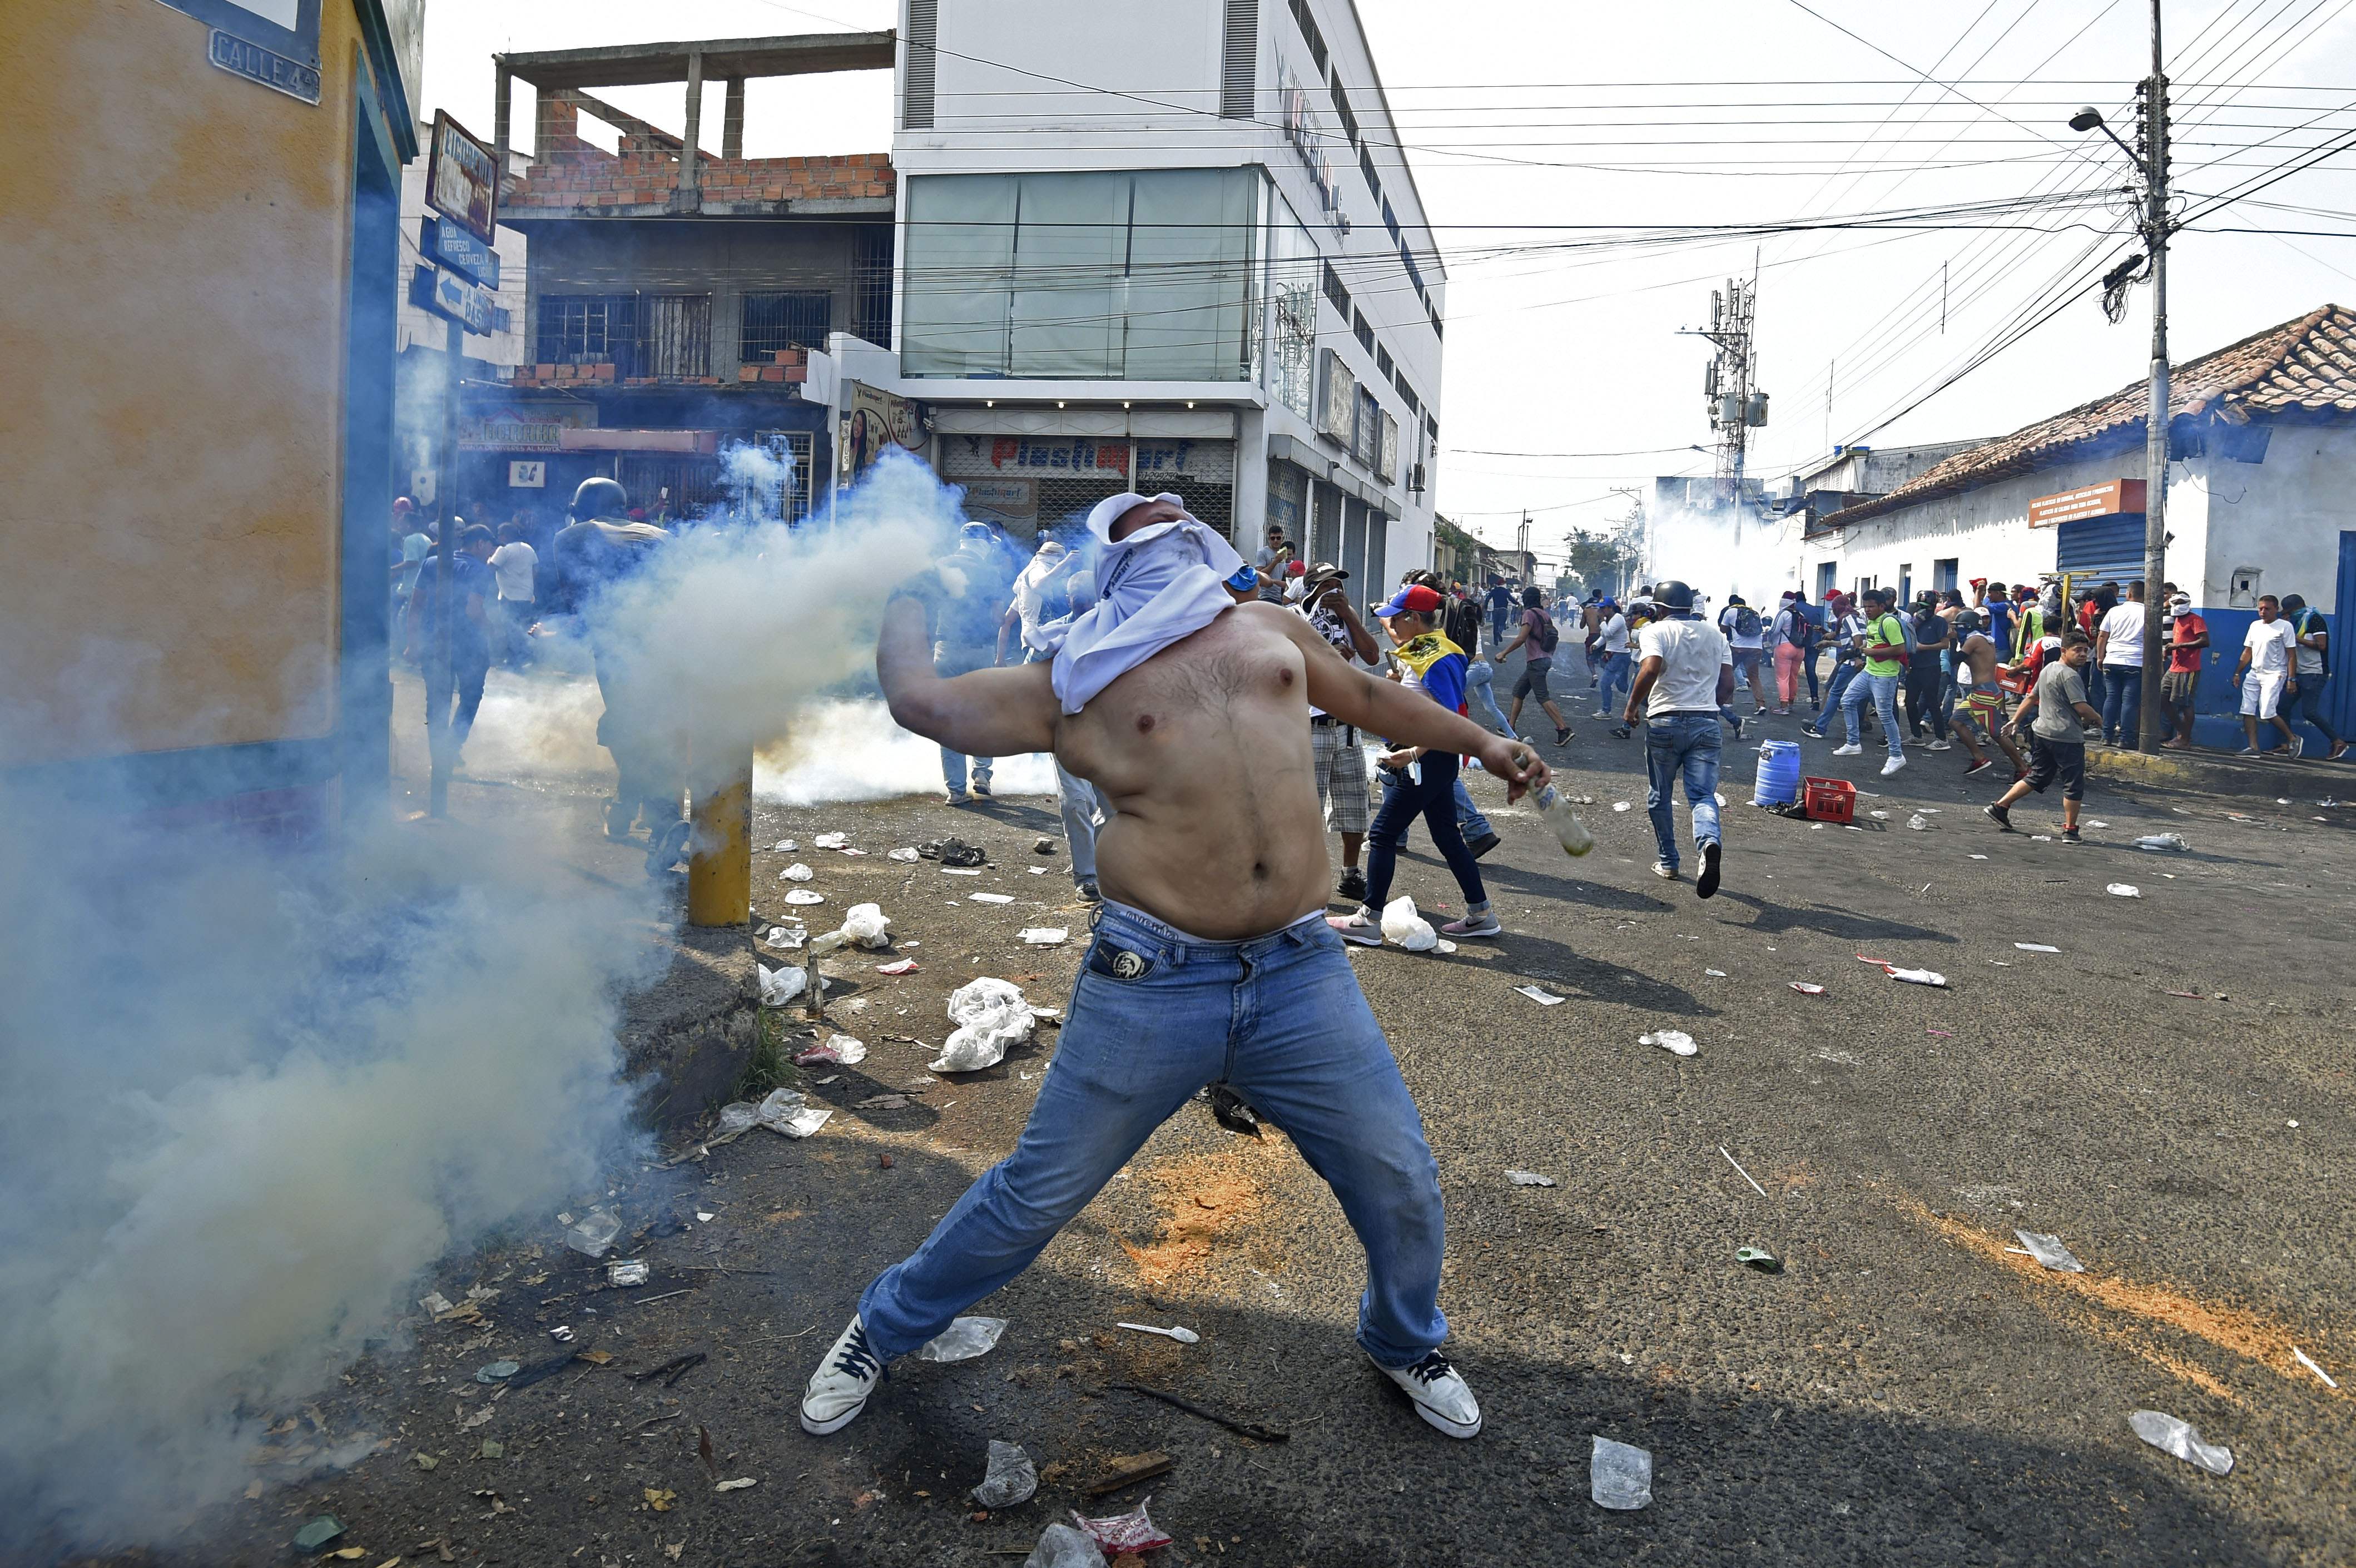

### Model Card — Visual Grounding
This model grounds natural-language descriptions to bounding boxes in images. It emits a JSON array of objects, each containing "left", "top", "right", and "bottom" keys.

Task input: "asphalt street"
[{"left": 134, "top": 654, "right": 2355, "bottom": 1568}]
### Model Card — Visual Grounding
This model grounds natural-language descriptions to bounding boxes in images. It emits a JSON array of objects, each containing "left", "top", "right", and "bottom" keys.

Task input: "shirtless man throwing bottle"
[{"left": 800, "top": 493, "right": 1547, "bottom": 1442}]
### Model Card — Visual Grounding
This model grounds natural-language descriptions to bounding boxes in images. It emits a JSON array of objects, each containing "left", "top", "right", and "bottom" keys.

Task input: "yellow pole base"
[{"left": 687, "top": 760, "right": 752, "bottom": 928}]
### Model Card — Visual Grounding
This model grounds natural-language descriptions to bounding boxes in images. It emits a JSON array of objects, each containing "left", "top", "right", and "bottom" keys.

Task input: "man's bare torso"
[
  {"left": 1960, "top": 632, "right": 2000, "bottom": 686},
  {"left": 1053, "top": 607, "right": 1333, "bottom": 939}
]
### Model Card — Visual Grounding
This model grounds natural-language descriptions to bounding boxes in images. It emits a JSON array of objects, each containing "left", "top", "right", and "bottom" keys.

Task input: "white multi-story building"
[{"left": 884, "top": 0, "right": 1444, "bottom": 585}]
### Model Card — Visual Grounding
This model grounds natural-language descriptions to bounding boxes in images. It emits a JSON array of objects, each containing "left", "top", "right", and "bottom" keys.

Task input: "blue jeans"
[
  {"left": 1842, "top": 671, "right": 1905, "bottom": 759},
  {"left": 1378, "top": 760, "right": 1488, "bottom": 841},
  {"left": 1813, "top": 661, "right": 1859, "bottom": 730},
  {"left": 1368, "top": 750, "right": 1487, "bottom": 910},
  {"left": 1598, "top": 651, "right": 1633, "bottom": 714},
  {"left": 2288, "top": 673, "right": 2342, "bottom": 745},
  {"left": 856, "top": 901, "right": 1449, "bottom": 1369},
  {"left": 935, "top": 642, "right": 996, "bottom": 793},
  {"left": 1645, "top": 713, "right": 1723, "bottom": 870},
  {"left": 2099, "top": 664, "right": 2143, "bottom": 743},
  {"left": 1464, "top": 658, "right": 1513, "bottom": 735}
]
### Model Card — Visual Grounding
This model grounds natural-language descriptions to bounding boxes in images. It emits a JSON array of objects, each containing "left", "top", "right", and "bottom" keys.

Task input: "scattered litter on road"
[
  {"left": 2130, "top": 1410, "right": 2234, "bottom": 1475},
  {"left": 549, "top": 1326, "right": 573, "bottom": 1343},
  {"left": 877, "top": 958, "right": 919, "bottom": 975},
  {"left": 919, "top": 837, "right": 988, "bottom": 867},
  {"left": 1117, "top": 1322, "right": 1200, "bottom": 1344},
  {"left": 1736, "top": 1246, "right": 1782, "bottom": 1273},
  {"left": 1508, "top": 1169, "right": 1559, "bottom": 1187},
  {"left": 2015, "top": 943, "right": 2061, "bottom": 953},
  {"left": 1858, "top": 953, "right": 1946, "bottom": 986},
  {"left": 1641, "top": 1029, "right": 1698, "bottom": 1057},
  {"left": 607, "top": 1259, "right": 651, "bottom": 1286},
  {"left": 565, "top": 1207, "right": 624, "bottom": 1258},
  {"left": 643, "top": 1487, "right": 676, "bottom": 1511},
  {"left": 1705, "top": 968, "right": 1727, "bottom": 977},
  {"left": 1908, "top": 814, "right": 1932, "bottom": 831},
  {"left": 917, "top": 1316, "right": 1008, "bottom": 1362},
  {"left": 756, "top": 1087, "right": 832, "bottom": 1138},
  {"left": 2293, "top": 1347, "right": 2339, "bottom": 1388},
  {"left": 757, "top": 963, "right": 807, "bottom": 1007},
  {"left": 889, "top": 846, "right": 920, "bottom": 861},
  {"left": 1381, "top": 895, "right": 1440, "bottom": 951},
  {"left": 814, "top": 832, "right": 850, "bottom": 849},
  {"left": 1612, "top": 801, "right": 1631, "bottom": 812},
  {"left": 773, "top": 840, "right": 797, "bottom": 852},
  {"left": 292, "top": 1517, "right": 345, "bottom": 1551},
  {"left": 1869, "top": 809, "right": 1889, "bottom": 820},
  {"left": 2162, "top": 989, "right": 2206, "bottom": 999},
  {"left": 1019, "top": 927, "right": 1069, "bottom": 945},
  {"left": 782, "top": 889, "right": 826, "bottom": 906},
  {"left": 2106, "top": 884, "right": 2142, "bottom": 898},
  {"left": 2013, "top": 1230, "right": 2085, "bottom": 1272},
  {"left": 782, "top": 862, "right": 815, "bottom": 882},
  {"left": 1085, "top": 1451, "right": 1174, "bottom": 1497},
  {"left": 1209, "top": 1084, "right": 1263, "bottom": 1139},
  {"left": 932, "top": 977, "right": 1035, "bottom": 1072},
  {"left": 1028, "top": 866, "right": 1049, "bottom": 875},
  {"left": 1434, "top": 938, "right": 1460, "bottom": 954},
  {"left": 414, "top": 1452, "right": 439, "bottom": 1470},
  {"left": 795, "top": 1035, "right": 868, "bottom": 1067},
  {"left": 474, "top": 1359, "right": 519, "bottom": 1383},
  {"left": 713, "top": 1477, "right": 758, "bottom": 1492},
  {"left": 1590, "top": 1436, "right": 1654, "bottom": 1510},
  {"left": 1073, "top": 1496, "right": 1175, "bottom": 1551},
  {"left": 970, "top": 891, "right": 1016, "bottom": 905},
  {"left": 763, "top": 925, "right": 805, "bottom": 950},
  {"left": 941, "top": 866, "right": 983, "bottom": 877},
  {"left": 974, "top": 1440, "right": 1039, "bottom": 1508},
  {"left": 1719, "top": 1145, "right": 1770, "bottom": 1198},
  {"left": 627, "top": 1352, "right": 707, "bottom": 1388},
  {"left": 1928, "top": 1029, "right": 1954, "bottom": 1038},
  {"left": 1970, "top": 854, "right": 1989, "bottom": 860},
  {"left": 1514, "top": 985, "right": 1566, "bottom": 1005},
  {"left": 1788, "top": 981, "right": 1826, "bottom": 995},
  {"left": 1020, "top": 1522, "right": 1101, "bottom": 1568},
  {"left": 842, "top": 904, "right": 893, "bottom": 947},
  {"left": 1108, "top": 1381, "right": 1291, "bottom": 1441},
  {"left": 419, "top": 1291, "right": 455, "bottom": 1317},
  {"left": 2134, "top": 833, "right": 2191, "bottom": 851}
]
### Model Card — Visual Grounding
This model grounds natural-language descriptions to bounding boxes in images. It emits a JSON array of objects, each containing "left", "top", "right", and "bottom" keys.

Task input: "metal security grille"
[
  {"left": 741, "top": 291, "right": 834, "bottom": 359},
  {"left": 1221, "top": 0, "right": 1258, "bottom": 119},
  {"left": 852, "top": 225, "right": 894, "bottom": 346},
  {"left": 1036, "top": 475, "right": 1134, "bottom": 533},
  {"left": 618, "top": 453, "right": 723, "bottom": 513},
  {"left": 536, "top": 294, "right": 636, "bottom": 365},
  {"left": 640, "top": 295, "right": 711, "bottom": 379},
  {"left": 752, "top": 429, "right": 817, "bottom": 520},
  {"left": 903, "top": 0, "right": 938, "bottom": 130}
]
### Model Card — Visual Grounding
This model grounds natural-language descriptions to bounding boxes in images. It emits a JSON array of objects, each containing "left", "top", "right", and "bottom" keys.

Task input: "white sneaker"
[
  {"left": 1831, "top": 743, "right": 1863, "bottom": 757},
  {"left": 1375, "top": 1349, "right": 1483, "bottom": 1438},
  {"left": 1881, "top": 755, "right": 1908, "bottom": 777},
  {"left": 1652, "top": 860, "right": 1679, "bottom": 880},
  {"left": 800, "top": 1314, "right": 885, "bottom": 1435}
]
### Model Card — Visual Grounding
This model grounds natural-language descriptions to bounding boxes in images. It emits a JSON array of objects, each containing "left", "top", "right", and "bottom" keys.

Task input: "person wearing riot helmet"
[
  {"left": 549, "top": 477, "right": 685, "bottom": 862},
  {"left": 1621, "top": 579, "right": 1735, "bottom": 895}
]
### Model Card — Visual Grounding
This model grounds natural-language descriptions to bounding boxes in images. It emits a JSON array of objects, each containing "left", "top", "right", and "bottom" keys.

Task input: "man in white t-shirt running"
[
  {"left": 2235, "top": 594, "right": 2303, "bottom": 756},
  {"left": 1591, "top": 598, "right": 1634, "bottom": 718},
  {"left": 1716, "top": 594, "right": 1771, "bottom": 719},
  {"left": 487, "top": 522, "right": 540, "bottom": 668},
  {"left": 1623, "top": 579, "right": 1735, "bottom": 896}
]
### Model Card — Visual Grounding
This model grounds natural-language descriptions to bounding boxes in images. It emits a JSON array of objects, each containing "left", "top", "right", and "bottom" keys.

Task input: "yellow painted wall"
[{"left": 0, "top": 0, "right": 370, "bottom": 767}]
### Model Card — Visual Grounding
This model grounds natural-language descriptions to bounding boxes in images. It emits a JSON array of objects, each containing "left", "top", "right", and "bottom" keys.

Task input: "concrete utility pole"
[{"left": 2137, "top": 0, "right": 2171, "bottom": 756}]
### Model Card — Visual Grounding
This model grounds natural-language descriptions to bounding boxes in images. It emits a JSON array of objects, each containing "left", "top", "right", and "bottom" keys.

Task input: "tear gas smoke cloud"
[
  {"left": 0, "top": 800, "right": 663, "bottom": 1549},
  {"left": 0, "top": 450, "right": 991, "bottom": 1549},
  {"left": 1643, "top": 499, "right": 1798, "bottom": 611}
]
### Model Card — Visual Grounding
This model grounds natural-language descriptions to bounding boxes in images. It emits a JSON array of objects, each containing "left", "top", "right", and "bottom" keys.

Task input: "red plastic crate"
[{"left": 1802, "top": 775, "right": 1857, "bottom": 825}]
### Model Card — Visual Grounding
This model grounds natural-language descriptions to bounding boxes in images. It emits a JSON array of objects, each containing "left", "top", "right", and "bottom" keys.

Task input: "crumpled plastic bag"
[
  {"left": 931, "top": 977, "right": 1034, "bottom": 1073},
  {"left": 841, "top": 902, "right": 892, "bottom": 949},
  {"left": 795, "top": 1034, "right": 867, "bottom": 1066},
  {"left": 1021, "top": 1522, "right": 1100, "bottom": 1568},
  {"left": 2130, "top": 1409, "right": 2234, "bottom": 1475},
  {"left": 715, "top": 1101, "right": 760, "bottom": 1135},
  {"left": 915, "top": 1315, "right": 1006, "bottom": 1362},
  {"left": 1380, "top": 895, "right": 1439, "bottom": 952},
  {"left": 1641, "top": 1030, "right": 1698, "bottom": 1057},
  {"left": 971, "top": 1439, "right": 1038, "bottom": 1507},
  {"left": 782, "top": 862, "right": 815, "bottom": 882},
  {"left": 1072, "top": 1497, "right": 1174, "bottom": 1554},
  {"left": 756, "top": 1086, "right": 831, "bottom": 1138},
  {"left": 757, "top": 962, "right": 807, "bottom": 1007}
]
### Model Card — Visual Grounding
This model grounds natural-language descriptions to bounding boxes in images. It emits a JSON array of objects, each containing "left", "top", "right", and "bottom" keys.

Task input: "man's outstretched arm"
[{"left": 877, "top": 589, "right": 1057, "bottom": 757}]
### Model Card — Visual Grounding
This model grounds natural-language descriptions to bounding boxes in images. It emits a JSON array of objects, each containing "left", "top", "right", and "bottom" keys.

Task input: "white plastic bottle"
[{"left": 1533, "top": 783, "right": 1596, "bottom": 857}]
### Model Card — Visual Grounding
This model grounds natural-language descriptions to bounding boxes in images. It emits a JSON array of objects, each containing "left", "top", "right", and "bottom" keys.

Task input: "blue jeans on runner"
[
  {"left": 856, "top": 901, "right": 1449, "bottom": 1369},
  {"left": 2099, "top": 664, "right": 2143, "bottom": 743},
  {"left": 1813, "top": 661, "right": 1859, "bottom": 731},
  {"left": 935, "top": 642, "right": 996, "bottom": 795},
  {"left": 1598, "top": 651, "right": 1634, "bottom": 714},
  {"left": 1645, "top": 713, "right": 1722, "bottom": 871},
  {"left": 1378, "top": 760, "right": 1489, "bottom": 841},
  {"left": 1842, "top": 671, "right": 1906, "bottom": 760},
  {"left": 1367, "top": 750, "right": 1487, "bottom": 911},
  {"left": 1464, "top": 658, "right": 1513, "bottom": 735}
]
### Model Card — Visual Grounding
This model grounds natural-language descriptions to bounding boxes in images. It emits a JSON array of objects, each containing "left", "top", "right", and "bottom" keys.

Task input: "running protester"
[
  {"left": 1717, "top": 594, "right": 1772, "bottom": 717},
  {"left": 1495, "top": 585, "right": 1574, "bottom": 745},
  {"left": 1986, "top": 631, "right": 2101, "bottom": 842},
  {"left": 806, "top": 495, "right": 1545, "bottom": 1445}
]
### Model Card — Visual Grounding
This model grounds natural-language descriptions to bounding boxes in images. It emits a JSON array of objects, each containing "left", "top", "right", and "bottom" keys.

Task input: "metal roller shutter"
[{"left": 2055, "top": 514, "right": 2147, "bottom": 582}]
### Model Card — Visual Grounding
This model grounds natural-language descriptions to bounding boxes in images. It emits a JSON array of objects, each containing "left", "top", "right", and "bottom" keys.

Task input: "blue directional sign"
[
  {"left": 422, "top": 218, "right": 500, "bottom": 291},
  {"left": 410, "top": 265, "right": 492, "bottom": 336},
  {"left": 207, "top": 28, "right": 320, "bottom": 104}
]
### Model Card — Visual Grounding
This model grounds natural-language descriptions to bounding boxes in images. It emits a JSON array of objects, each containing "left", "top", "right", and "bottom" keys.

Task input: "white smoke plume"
[
  {"left": 1643, "top": 496, "right": 1802, "bottom": 612},
  {"left": 0, "top": 449, "right": 987, "bottom": 1550}
]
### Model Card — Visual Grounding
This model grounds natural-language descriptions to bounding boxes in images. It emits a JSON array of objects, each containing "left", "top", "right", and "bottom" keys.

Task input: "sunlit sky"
[{"left": 421, "top": 1, "right": 2356, "bottom": 557}]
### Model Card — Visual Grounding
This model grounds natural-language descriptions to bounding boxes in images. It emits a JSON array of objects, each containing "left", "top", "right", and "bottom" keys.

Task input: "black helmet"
[
  {"left": 571, "top": 476, "right": 628, "bottom": 521},
  {"left": 1953, "top": 608, "right": 1982, "bottom": 634},
  {"left": 1654, "top": 579, "right": 1696, "bottom": 611}
]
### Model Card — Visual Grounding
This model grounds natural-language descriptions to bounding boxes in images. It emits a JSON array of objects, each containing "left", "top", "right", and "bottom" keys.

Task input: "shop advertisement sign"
[
  {"left": 508, "top": 460, "right": 547, "bottom": 488},
  {"left": 460, "top": 409, "right": 596, "bottom": 450},
  {"left": 959, "top": 477, "right": 1038, "bottom": 524},
  {"left": 842, "top": 381, "right": 924, "bottom": 478},
  {"left": 979, "top": 437, "right": 1132, "bottom": 476}
]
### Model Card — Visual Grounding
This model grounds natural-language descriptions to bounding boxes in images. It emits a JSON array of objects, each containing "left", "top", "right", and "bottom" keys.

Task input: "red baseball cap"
[{"left": 1378, "top": 583, "right": 1445, "bottom": 617}]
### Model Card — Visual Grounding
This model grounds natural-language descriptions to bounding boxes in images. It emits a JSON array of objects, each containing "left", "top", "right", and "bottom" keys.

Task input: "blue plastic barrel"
[{"left": 1752, "top": 738, "right": 1802, "bottom": 806}]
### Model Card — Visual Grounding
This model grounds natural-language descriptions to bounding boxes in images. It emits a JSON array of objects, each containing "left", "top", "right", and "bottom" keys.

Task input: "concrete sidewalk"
[{"left": 2088, "top": 736, "right": 2356, "bottom": 806}]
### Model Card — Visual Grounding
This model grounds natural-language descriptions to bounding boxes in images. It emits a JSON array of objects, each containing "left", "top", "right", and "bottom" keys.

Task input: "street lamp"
[{"left": 2069, "top": 105, "right": 2138, "bottom": 163}]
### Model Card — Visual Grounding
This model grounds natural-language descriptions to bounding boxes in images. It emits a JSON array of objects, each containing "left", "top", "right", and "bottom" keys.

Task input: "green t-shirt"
[{"left": 1862, "top": 613, "right": 1908, "bottom": 678}]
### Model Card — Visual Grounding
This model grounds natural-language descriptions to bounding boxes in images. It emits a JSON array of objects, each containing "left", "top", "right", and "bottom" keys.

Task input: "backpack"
[
  {"left": 1533, "top": 610, "right": 1560, "bottom": 654},
  {"left": 1728, "top": 605, "right": 1761, "bottom": 639}
]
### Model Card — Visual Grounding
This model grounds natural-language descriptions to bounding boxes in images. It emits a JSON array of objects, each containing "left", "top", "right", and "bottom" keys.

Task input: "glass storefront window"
[
  {"left": 903, "top": 168, "right": 1261, "bottom": 380},
  {"left": 1267, "top": 190, "right": 1316, "bottom": 419}
]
